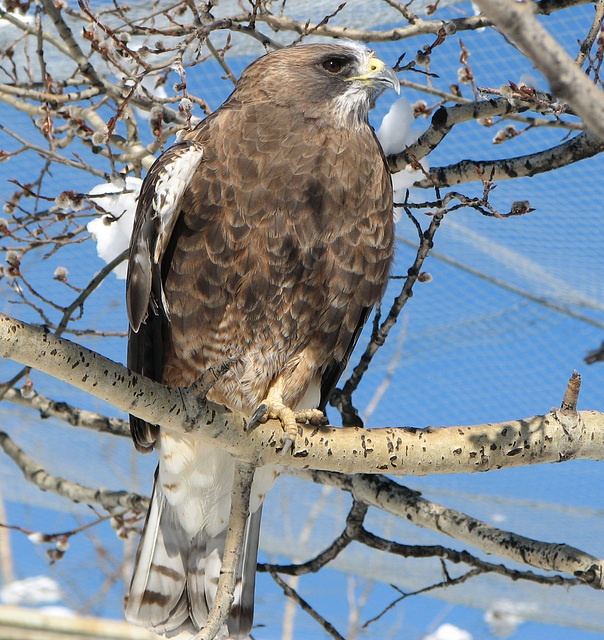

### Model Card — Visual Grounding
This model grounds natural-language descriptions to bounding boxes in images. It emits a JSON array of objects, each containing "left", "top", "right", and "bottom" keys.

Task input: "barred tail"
[{"left": 125, "top": 470, "right": 260, "bottom": 639}]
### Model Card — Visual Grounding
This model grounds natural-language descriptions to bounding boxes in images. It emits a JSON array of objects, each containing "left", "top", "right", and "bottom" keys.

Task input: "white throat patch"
[{"left": 332, "top": 83, "right": 372, "bottom": 129}]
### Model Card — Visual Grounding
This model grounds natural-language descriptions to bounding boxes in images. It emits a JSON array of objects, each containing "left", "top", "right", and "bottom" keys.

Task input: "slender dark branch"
[
  {"left": 338, "top": 211, "right": 443, "bottom": 400},
  {"left": 268, "top": 569, "right": 346, "bottom": 640},
  {"left": 356, "top": 527, "right": 583, "bottom": 588},
  {"left": 363, "top": 568, "right": 482, "bottom": 628},
  {"left": 585, "top": 340, "right": 604, "bottom": 364},
  {"left": 55, "top": 249, "right": 128, "bottom": 335},
  {"left": 259, "top": 500, "right": 367, "bottom": 576}
]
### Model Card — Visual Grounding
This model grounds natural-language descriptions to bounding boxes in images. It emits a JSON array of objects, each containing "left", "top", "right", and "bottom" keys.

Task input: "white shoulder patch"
[{"left": 152, "top": 141, "right": 204, "bottom": 264}]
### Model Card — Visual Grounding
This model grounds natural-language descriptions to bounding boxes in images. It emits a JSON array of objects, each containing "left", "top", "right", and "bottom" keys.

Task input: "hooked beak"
[{"left": 347, "top": 55, "right": 401, "bottom": 94}]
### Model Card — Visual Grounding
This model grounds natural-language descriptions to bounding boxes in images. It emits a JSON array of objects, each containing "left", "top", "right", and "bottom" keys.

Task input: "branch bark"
[
  {"left": 2, "top": 387, "right": 129, "bottom": 438},
  {"left": 1, "top": 313, "right": 604, "bottom": 477},
  {"left": 0, "top": 430, "right": 148, "bottom": 511},
  {"left": 412, "top": 130, "right": 604, "bottom": 188},
  {"left": 290, "top": 470, "right": 604, "bottom": 588}
]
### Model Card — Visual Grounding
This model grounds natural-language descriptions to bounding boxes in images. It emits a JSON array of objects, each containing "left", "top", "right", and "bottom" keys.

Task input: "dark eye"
[{"left": 322, "top": 58, "right": 343, "bottom": 73}]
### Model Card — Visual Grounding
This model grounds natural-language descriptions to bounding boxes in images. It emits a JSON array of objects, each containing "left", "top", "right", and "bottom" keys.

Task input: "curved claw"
[
  {"left": 245, "top": 403, "right": 268, "bottom": 432},
  {"left": 279, "top": 434, "right": 296, "bottom": 457}
]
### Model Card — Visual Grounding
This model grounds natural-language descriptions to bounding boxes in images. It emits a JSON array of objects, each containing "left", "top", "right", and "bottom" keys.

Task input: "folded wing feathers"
[{"left": 127, "top": 140, "right": 204, "bottom": 332}]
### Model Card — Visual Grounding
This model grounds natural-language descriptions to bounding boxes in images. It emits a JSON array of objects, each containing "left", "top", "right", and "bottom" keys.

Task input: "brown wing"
[{"left": 126, "top": 139, "right": 206, "bottom": 453}]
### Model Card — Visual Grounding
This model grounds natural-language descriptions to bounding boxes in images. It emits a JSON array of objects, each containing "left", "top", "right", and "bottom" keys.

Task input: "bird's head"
[{"left": 233, "top": 42, "right": 401, "bottom": 128}]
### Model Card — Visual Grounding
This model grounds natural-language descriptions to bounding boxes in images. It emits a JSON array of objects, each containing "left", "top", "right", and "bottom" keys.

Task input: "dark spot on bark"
[{"left": 432, "top": 105, "right": 448, "bottom": 129}]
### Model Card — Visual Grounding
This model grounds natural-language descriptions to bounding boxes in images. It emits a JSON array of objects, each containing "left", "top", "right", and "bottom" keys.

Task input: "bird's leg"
[{"left": 246, "top": 382, "right": 327, "bottom": 454}]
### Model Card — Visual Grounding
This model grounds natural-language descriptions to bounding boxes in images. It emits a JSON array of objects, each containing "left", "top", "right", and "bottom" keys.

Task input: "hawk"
[{"left": 125, "top": 42, "right": 399, "bottom": 638}]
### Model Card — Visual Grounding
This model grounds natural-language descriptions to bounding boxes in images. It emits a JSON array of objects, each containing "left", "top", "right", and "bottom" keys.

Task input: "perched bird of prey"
[{"left": 125, "top": 42, "right": 399, "bottom": 638}]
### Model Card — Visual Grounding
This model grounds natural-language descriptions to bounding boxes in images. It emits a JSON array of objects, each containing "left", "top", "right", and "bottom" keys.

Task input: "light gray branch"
[
  {"left": 2, "top": 387, "right": 129, "bottom": 438},
  {"left": 253, "top": 0, "right": 590, "bottom": 42},
  {"left": 474, "top": 0, "right": 604, "bottom": 139},
  {"left": 389, "top": 98, "right": 536, "bottom": 171},
  {"left": 291, "top": 470, "right": 604, "bottom": 588},
  {"left": 195, "top": 460, "right": 255, "bottom": 640},
  {"left": 1, "top": 313, "right": 604, "bottom": 477},
  {"left": 0, "top": 430, "right": 148, "bottom": 511},
  {"left": 412, "top": 130, "right": 604, "bottom": 188}
]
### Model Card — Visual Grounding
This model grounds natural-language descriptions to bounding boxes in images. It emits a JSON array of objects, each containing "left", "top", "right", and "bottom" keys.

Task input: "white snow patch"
[
  {"left": 39, "top": 605, "right": 77, "bottom": 618},
  {"left": 1, "top": 575, "right": 62, "bottom": 606},
  {"left": 376, "top": 96, "right": 428, "bottom": 215},
  {"left": 485, "top": 600, "right": 536, "bottom": 637},
  {"left": 425, "top": 623, "right": 473, "bottom": 640},
  {"left": 87, "top": 177, "right": 142, "bottom": 279},
  {"left": 376, "top": 96, "right": 417, "bottom": 157}
]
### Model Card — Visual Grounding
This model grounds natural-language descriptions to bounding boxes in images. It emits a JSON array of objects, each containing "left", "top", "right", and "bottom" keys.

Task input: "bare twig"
[
  {"left": 268, "top": 569, "right": 346, "bottom": 640},
  {"left": 337, "top": 211, "right": 443, "bottom": 406},
  {"left": 1, "top": 387, "right": 130, "bottom": 438},
  {"left": 474, "top": 0, "right": 604, "bottom": 139}
]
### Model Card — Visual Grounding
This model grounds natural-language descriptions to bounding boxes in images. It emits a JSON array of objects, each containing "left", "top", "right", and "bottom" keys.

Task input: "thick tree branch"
[
  {"left": 413, "top": 130, "right": 604, "bottom": 188},
  {"left": 1, "top": 313, "right": 604, "bottom": 477},
  {"left": 389, "top": 98, "right": 531, "bottom": 172},
  {"left": 289, "top": 470, "right": 604, "bottom": 588},
  {"left": 0, "top": 430, "right": 148, "bottom": 511}
]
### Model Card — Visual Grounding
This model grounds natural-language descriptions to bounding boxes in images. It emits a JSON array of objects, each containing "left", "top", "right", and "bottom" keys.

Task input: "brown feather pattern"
[{"left": 125, "top": 43, "right": 396, "bottom": 638}]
